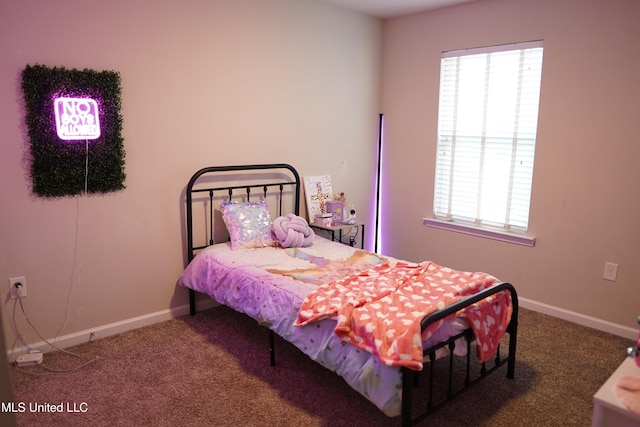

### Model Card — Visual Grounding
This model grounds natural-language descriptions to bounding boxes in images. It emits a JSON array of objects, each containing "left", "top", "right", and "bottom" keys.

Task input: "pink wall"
[
  {"left": 381, "top": 0, "right": 640, "bottom": 332},
  {"left": 0, "top": 0, "right": 381, "bottom": 353}
]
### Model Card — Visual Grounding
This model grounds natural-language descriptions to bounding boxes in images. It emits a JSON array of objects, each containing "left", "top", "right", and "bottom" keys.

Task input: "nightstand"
[
  {"left": 592, "top": 357, "right": 640, "bottom": 427},
  {"left": 310, "top": 222, "right": 364, "bottom": 249}
]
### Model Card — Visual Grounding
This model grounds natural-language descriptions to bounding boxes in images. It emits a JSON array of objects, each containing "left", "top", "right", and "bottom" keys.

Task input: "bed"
[{"left": 178, "top": 163, "right": 519, "bottom": 426}]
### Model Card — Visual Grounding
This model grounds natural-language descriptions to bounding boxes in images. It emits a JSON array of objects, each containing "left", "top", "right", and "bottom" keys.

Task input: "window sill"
[{"left": 422, "top": 218, "right": 536, "bottom": 247}]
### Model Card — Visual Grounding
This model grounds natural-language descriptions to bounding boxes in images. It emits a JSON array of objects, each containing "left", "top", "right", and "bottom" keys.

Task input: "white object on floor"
[
  {"left": 16, "top": 351, "right": 43, "bottom": 367},
  {"left": 592, "top": 357, "right": 640, "bottom": 427}
]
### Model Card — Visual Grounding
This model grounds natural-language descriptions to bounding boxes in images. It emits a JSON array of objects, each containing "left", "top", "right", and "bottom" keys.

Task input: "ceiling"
[{"left": 317, "top": 0, "right": 476, "bottom": 19}]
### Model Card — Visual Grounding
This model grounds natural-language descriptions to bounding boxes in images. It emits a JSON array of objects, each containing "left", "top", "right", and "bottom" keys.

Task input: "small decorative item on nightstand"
[
  {"left": 327, "top": 201, "right": 344, "bottom": 225},
  {"left": 314, "top": 213, "right": 332, "bottom": 227}
]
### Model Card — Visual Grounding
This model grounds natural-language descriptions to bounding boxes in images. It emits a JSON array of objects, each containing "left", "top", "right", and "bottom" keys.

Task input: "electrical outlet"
[
  {"left": 603, "top": 262, "right": 618, "bottom": 282},
  {"left": 9, "top": 276, "right": 27, "bottom": 298}
]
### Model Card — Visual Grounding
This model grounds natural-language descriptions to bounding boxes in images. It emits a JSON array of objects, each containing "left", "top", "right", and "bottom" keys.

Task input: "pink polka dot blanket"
[{"left": 295, "top": 260, "right": 513, "bottom": 371}]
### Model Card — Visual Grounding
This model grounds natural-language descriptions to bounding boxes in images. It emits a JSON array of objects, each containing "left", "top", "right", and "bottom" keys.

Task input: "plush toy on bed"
[{"left": 272, "top": 214, "right": 315, "bottom": 248}]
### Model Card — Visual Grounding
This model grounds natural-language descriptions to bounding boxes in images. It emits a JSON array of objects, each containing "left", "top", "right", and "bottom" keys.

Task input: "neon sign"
[{"left": 54, "top": 97, "right": 101, "bottom": 140}]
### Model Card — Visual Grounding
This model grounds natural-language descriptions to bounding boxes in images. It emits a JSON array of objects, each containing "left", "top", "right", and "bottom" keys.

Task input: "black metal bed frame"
[{"left": 183, "top": 163, "right": 519, "bottom": 427}]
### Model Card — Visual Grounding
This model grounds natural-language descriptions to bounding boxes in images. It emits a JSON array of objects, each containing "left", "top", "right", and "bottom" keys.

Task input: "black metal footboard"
[{"left": 401, "top": 282, "right": 518, "bottom": 427}]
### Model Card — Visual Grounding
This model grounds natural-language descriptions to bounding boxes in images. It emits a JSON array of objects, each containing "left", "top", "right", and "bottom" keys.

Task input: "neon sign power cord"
[
  {"left": 18, "top": 139, "right": 96, "bottom": 375},
  {"left": 84, "top": 138, "right": 89, "bottom": 194},
  {"left": 14, "top": 295, "right": 99, "bottom": 375}
]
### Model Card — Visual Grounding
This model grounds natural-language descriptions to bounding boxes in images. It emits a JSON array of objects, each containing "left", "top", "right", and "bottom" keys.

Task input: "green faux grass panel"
[{"left": 22, "top": 64, "right": 126, "bottom": 197}]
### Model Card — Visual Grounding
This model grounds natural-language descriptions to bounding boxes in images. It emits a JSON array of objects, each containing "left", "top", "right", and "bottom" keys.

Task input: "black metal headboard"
[{"left": 185, "top": 163, "right": 301, "bottom": 265}]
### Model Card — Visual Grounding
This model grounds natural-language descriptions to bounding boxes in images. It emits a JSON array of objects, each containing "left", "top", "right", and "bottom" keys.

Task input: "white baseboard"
[
  {"left": 7, "top": 298, "right": 217, "bottom": 362},
  {"left": 520, "top": 297, "right": 638, "bottom": 340},
  {"left": 8, "top": 297, "right": 635, "bottom": 362}
]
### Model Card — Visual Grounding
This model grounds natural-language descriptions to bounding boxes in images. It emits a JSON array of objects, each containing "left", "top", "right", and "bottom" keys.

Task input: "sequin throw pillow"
[{"left": 220, "top": 200, "right": 276, "bottom": 250}]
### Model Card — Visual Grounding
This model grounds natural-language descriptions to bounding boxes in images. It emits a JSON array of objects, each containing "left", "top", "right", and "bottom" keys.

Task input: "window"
[{"left": 432, "top": 41, "right": 543, "bottom": 240}]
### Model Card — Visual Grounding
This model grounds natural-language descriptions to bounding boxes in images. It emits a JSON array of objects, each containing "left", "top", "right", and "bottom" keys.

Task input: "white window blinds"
[{"left": 434, "top": 41, "right": 543, "bottom": 234}]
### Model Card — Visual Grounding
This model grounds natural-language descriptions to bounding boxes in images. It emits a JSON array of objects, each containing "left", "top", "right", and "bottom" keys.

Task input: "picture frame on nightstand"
[{"left": 303, "top": 175, "right": 333, "bottom": 220}]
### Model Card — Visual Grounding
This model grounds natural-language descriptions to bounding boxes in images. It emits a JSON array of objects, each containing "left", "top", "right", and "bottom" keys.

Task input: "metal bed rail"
[{"left": 401, "top": 282, "right": 519, "bottom": 426}]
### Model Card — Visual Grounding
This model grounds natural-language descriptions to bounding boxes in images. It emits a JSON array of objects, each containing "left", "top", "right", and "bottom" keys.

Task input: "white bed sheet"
[{"left": 178, "top": 237, "right": 466, "bottom": 417}]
